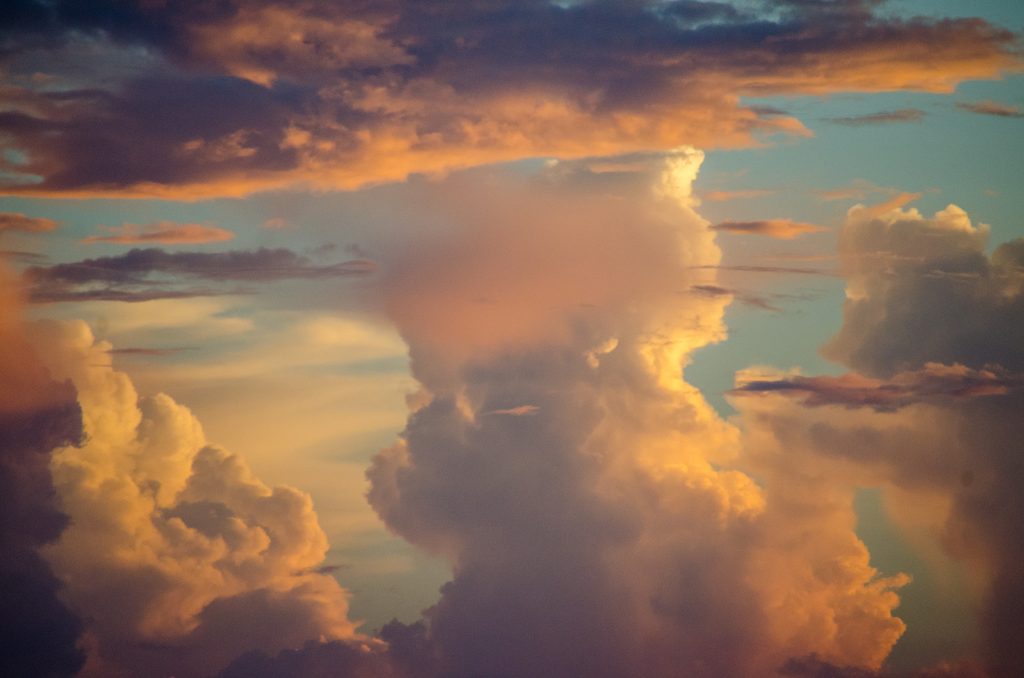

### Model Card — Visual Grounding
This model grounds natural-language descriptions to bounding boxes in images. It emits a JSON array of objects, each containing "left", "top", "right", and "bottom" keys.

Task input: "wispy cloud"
[
  {"left": 0, "top": 212, "right": 59, "bottom": 233},
  {"left": 701, "top": 189, "right": 775, "bottom": 202},
  {"left": 826, "top": 108, "right": 926, "bottom": 127},
  {"left": 956, "top": 99, "right": 1023, "bottom": 118},
  {"left": 25, "top": 247, "right": 376, "bottom": 303},
  {"left": 82, "top": 221, "right": 235, "bottom": 245},
  {"left": 712, "top": 219, "right": 826, "bottom": 239}
]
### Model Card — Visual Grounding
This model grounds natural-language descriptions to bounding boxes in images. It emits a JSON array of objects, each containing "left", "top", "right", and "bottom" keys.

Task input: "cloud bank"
[{"left": 0, "top": 0, "right": 1019, "bottom": 197}]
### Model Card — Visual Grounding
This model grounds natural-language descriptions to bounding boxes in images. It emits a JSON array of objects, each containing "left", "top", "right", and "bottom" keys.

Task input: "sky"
[{"left": 1, "top": 1, "right": 1023, "bottom": 677}]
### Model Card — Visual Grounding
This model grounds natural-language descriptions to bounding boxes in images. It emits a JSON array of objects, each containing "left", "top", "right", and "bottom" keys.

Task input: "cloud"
[
  {"left": 366, "top": 151, "right": 907, "bottom": 677},
  {"left": 0, "top": 211, "right": 59, "bottom": 233},
  {"left": 25, "top": 318, "right": 365, "bottom": 677},
  {"left": 712, "top": 219, "right": 826, "bottom": 239},
  {"left": 25, "top": 247, "right": 376, "bottom": 303},
  {"left": 0, "top": 2, "right": 1019, "bottom": 197},
  {"left": 702, "top": 189, "right": 775, "bottom": 202},
  {"left": 82, "top": 221, "right": 235, "bottom": 244},
  {"left": 0, "top": 262, "right": 85, "bottom": 677},
  {"left": 823, "top": 197, "right": 1023, "bottom": 376},
  {"left": 731, "top": 363, "right": 1023, "bottom": 411},
  {"left": 483, "top": 405, "right": 540, "bottom": 417},
  {"left": 956, "top": 100, "right": 1023, "bottom": 118},
  {"left": 730, "top": 198, "right": 1024, "bottom": 677},
  {"left": 825, "top": 109, "right": 927, "bottom": 126}
]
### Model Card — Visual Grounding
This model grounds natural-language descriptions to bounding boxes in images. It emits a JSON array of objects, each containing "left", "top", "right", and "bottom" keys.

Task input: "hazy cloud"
[{"left": 956, "top": 100, "right": 1023, "bottom": 118}]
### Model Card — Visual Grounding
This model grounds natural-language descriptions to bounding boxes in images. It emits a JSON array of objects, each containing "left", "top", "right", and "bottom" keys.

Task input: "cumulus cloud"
[
  {"left": 82, "top": 221, "right": 235, "bottom": 245},
  {"left": 0, "top": 1, "right": 1019, "bottom": 196},
  {"left": 26, "top": 247, "right": 376, "bottom": 302},
  {"left": 0, "top": 263, "right": 85, "bottom": 677},
  {"left": 731, "top": 198, "right": 1024, "bottom": 677},
  {"left": 823, "top": 198, "right": 1023, "bottom": 376},
  {"left": 0, "top": 211, "right": 59, "bottom": 233},
  {"left": 24, "top": 318, "right": 369, "bottom": 677},
  {"left": 366, "top": 150, "right": 908, "bottom": 677},
  {"left": 712, "top": 219, "right": 827, "bottom": 239}
]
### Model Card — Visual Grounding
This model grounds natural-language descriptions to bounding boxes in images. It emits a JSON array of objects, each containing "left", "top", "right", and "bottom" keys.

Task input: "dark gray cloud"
[
  {"left": 25, "top": 247, "right": 376, "bottom": 303},
  {"left": 824, "top": 204, "right": 1024, "bottom": 376},
  {"left": 216, "top": 621, "right": 434, "bottom": 678},
  {"left": 730, "top": 364, "right": 1023, "bottom": 411},
  {"left": 956, "top": 100, "right": 1023, "bottom": 118},
  {"left": 0, "top": 280, "right": 85, "bottom": 678},
  {"left": 826, "top": 109, "right": 926, "bottom": 126}
]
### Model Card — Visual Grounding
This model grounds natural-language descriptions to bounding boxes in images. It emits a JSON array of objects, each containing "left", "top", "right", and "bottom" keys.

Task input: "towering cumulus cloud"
[
  {"left": 364, "top": 150, "right": 907, "bottom": 676},
  {"left": 0, "top": 264, "right": 84, "bottom": 677},
  {"left": 18, "top": 318, "right": 372, "bottom": 677},
  {"left": 731, "top": 199, "right": 1024, "bottom": 677}
]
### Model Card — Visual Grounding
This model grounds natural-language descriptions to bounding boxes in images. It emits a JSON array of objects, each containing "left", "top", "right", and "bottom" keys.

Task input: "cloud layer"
[{"left": 0, "top": 0, "right": 1019, "bottom": 196}]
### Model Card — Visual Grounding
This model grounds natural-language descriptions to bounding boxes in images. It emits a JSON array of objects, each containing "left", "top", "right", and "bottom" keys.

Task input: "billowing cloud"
[
  {"left": 0, "top": 1, "right": 1019, "bottom": 197},
  {"left": 731, "top": 198, "right": 1024, "bottom": 677},
  {"left": 826, "top": 109, "right": 926, "bottom": 126},
  {"left": 956, "top": 100, "right": 1023, "bottom": 118},
  {"left": 365, "top": 150, "right": 908, "bottom": 677},
  {"left": 25, "top": 318, "right": 371, "bottom": 677},
  {"left": 823, "top": 199, "right": 1023, "bottom": 376},
  {"left": 0, "top": 263, "right": 85, "bottom": 677},
  {"left": 712, "top": 218, "right": 826, "bottom": 239},
  {"left": 82, "top": 221, "right": 235, "bottom": 245},
  {"left": 0, "top": 211, "right": 59, "bottom": 233},
  {"left": 26, "top": 247, "right": 376, "bottom": 303}
]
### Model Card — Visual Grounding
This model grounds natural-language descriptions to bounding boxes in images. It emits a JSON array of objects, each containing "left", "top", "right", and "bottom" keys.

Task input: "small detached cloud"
[
  {"left": 484, "top": 405, "right": 540, "bottom": 417},
  {"left": 712, "top": 219, "right": 826, "bottom": 239},
  {"left": 956, "top": 100, "right": 1023, "bottom": 118},
  {"left": 702, "top": 189, "right": 775, "bottom": 202},
  {"left": 0, "top": 212, "right": 59, "bottom": 234},
  {"left": 82, "top": 221, "right": 235, "bottom": 245},
  {"left": 826, "top": 108, "right": 926, "bottom": 127}
]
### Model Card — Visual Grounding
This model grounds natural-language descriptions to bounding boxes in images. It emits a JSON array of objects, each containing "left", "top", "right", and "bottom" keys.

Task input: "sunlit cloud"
[
  {"left": 712, "top": 218, "right": 827, "bottom": 239},
  {"left": 0, "top": 1, "right": 1019, "bottom": 198},
  {"left": 82, "top": 221, "right": 235, "bottom": 245},
  {"left": 0, "top": 211, "right": 59, "bottom": 233}
]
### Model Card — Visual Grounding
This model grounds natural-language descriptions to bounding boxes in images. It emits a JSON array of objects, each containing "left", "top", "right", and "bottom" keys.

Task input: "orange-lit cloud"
[
  {"left": 27, "top": 319, "right": 369, "bottom": 677},
  {"left": 0, "top": 2, "right": 1019, "bottom": 198},
  {"left": 702, "top": 189, "right": 775, "bottom": 202},
  {"left": 731, "top": 197, "right": 1024, "bottom": 677},
  {"left": 0, "top": 211, "right": 59, "bottom": 233},
  {"left": 82, "top": 221, "right": 235, "bottom": 245},
  {"left": 364, "top": 151, "right": 907, "bottom": 676}
]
